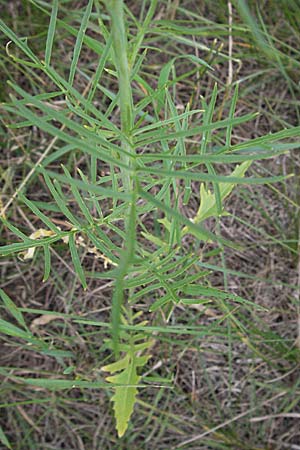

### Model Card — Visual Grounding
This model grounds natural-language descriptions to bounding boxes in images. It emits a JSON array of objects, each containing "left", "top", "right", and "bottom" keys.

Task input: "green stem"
[
  {"left": 107, "top": 0, "right": 134, "bottom": 135},
  {"left": 106, "top": 0, "right": 136, "bottom": 214},
  {"left": 106, "top": 0, "right": 137, "bottom": 355}
]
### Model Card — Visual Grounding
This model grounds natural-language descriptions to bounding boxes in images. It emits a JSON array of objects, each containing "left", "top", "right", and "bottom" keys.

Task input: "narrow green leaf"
[
  {"left": 0, "top": 319, "right": 31, "bottom": 340},
  {"left": 61, "top": 165, "right": 94, "bottom": 225},
  {"left": 0, "top": 425, "right": 11, "bottom": 450},
  {"left": 134, "top": 113, "right": 257, "bottom": 146},
  {"left": 43, "top": 245, "right": 51, "bottom": 282},
  {"left": 68, "top": 0, "right": 94, "bottom": 87},
  {"left": 140, "top": 150, "right": 286, "bottom": 164},
  {"left": 0, "top": 19, "right": 40, "bottom": 65},
  {"left": 87, "top": 34, "right": 113, "bottom": 104},
  {"left": 137, "top": 165, "right": 287, "bottom": 185},
  {"left": 41, "top": 169, "right": 82, "bottom": 228},
  {"left": 226, "top": 83, "right": 239, "bottom": 147},
  {"left": 12, "top": 377, "right": 109, "bottom": 390},
  {"left": 0, "top": 235, "right": 63, "bottom": 257},
  {"left": 132, "top": 108, "right": 202, "bottom": 136},
  {"left": 149, "top": 294, "right": 172, "bottom": 312},
  {"left": 42, "top": 169, "right": 131, "bottom": 202},
  {"left": 157, "top": 55, "right": 212, "bottom": 113},
  {"left": 0, "top": 217, "right": 31, "bottom": 242},
  {"left": 182, "top": 284, "right": 262, "bottom": 309},
  {"left": 8, "top": 82, "right": 127, "bottom": 162},
  {"left": 200, "top": 82, "right": 218, "bottom": 154},
  {"left": 0, "top": 289, "right": 28, "bottom": 331},
  {"left": 137, "top": 185, "right": 238, "bottom": 249},
  {"left": 68, "top": 233, "right": 87, "bottom": 289},
  {"left": 19, "top": 194, "right": 61, "bottom": 234},
  {"left": 45, "top": 0, "right": 58, "bottom": 66}
]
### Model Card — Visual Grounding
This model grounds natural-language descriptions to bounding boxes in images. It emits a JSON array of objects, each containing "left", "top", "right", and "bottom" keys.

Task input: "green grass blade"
[
  {"left": 0, "top": 319, "right": 31, "bottom": 340},
  {"left": 0, "top": 19, "right": 41, "bottom": 65},
  {"left": 226, "top": 83, "right": 239, "bottom": 147},
  {"left": 137, "top": 166, "right": 289, "bottom": 185},
  {"left": 0, "top": 425, "right": 11, "bottom": 450},
  {"left": 45, "top": 0, "right": 58, "bottom": 67},
  {"left": 200, "top": 82, "right": 218, "bottom": 155},
  {"left": 87, "top": 34, "right": 113, "bottom": 104},
  {"left": 0, "top": 289, "right": 28, "bottom": 331},
  {"left": 0, "top": 217, "right": 32, "bottom": 242},
  {"left": 68, "top": 0, "right": 94, "bottom": 87},
  {"left": 134, "top": 112, "right": 258, "bottom": 146},
  {"left": 139, "top": 150, "right": 288, "bottom": 164}
]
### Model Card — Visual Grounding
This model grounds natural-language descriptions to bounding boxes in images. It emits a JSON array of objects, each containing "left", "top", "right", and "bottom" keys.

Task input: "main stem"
[
  {"left": 106, "top": 0, "right": 136, "bottom": 355},
  {"left": 108, "top": 0, "right": 134, "bottom": 191}
]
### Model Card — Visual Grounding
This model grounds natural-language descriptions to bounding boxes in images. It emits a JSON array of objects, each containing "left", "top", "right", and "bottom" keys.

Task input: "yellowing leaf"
[
  {"left": 157, "top": 217, "right": 171, "bottom": 232},
  {"left": 30, "top": 314, "right": 62, "bottom": 331},
  {"left": 180, "top": 161, "right": 252, "bottom": 241},
  {"left": 19, "top": 229, "right": 56, "bottom": 260},
  {"left": 106, "top": 362, "right": 140, "bottom": 438},
  {"left": 102, "top": 346, "right": 152, "bottom": 437},
  {"left": 141, "top": 231, "right": 168, "bottom": 249},
  {"left": 195, "top": 161, "right": 252, "bottom": 223},
  {"left": 102, "top": 354, "right": 130, "bottom": 374},
  {"left": 0, "top": 196, "right": 6, "bottom": 219}
]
